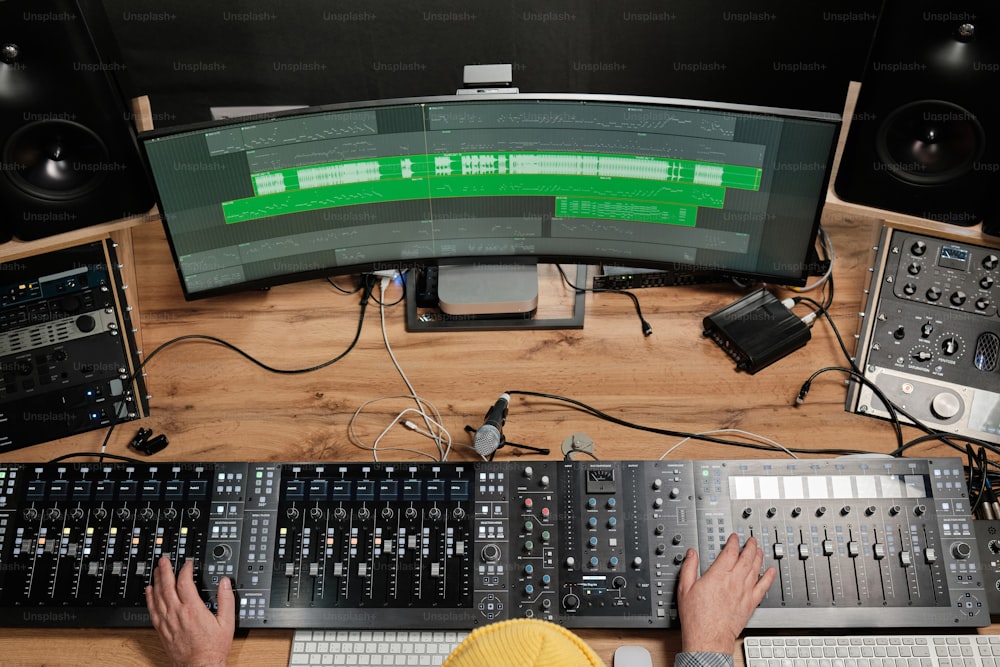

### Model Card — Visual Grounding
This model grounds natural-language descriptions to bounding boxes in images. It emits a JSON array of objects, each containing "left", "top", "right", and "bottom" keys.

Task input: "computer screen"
[{"left": 139, "top": 93, "right": 841, "bottom": 300}]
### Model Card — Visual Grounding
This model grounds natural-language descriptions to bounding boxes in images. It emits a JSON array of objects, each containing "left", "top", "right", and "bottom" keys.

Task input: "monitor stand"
[{"left": 405, "top": 264, "right": 587, "bottom": 332}]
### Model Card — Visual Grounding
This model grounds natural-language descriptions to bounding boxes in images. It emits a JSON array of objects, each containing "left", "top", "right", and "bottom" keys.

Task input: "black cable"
[
  {"left": 47, "top": 452, "right": 145, "bottom": 464},
  {"left": 794, "top": 366, "right": 904, "bottom": 452},
  {"left": 506, "top": 389, "right": 869, "bottom": 457},
  {"left": 91, "top": 276, "right": 377, "bottom": 462},
  {"left": 554, "top": 265, "right": 653, "bottom": 336}
]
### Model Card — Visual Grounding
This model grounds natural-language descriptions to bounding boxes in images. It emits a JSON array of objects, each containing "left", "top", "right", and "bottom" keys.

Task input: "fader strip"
[{"left": 0, "top": 458, "right": 986, "bottom": 629}]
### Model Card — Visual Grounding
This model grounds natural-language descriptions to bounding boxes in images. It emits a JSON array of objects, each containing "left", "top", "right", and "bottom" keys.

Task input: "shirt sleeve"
[{"left": 675, "top": 651, "right": 735, "bottom": 667}]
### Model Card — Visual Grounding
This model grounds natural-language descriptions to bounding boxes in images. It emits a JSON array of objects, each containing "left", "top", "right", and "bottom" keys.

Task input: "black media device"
[
  {"left": 0, "top": 240, "right": 148, "bottom": 451},
  {"left": 138, "top": 93, "right": 841, "bottom": 301},
  {"left": 702, "top": 288, "right": 811, "bottom": 373}
]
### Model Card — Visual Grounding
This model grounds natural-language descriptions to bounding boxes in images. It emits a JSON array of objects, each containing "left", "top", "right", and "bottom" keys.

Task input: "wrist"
[{"left": 680, "top": 630, "right": 737, "bottom": 656}]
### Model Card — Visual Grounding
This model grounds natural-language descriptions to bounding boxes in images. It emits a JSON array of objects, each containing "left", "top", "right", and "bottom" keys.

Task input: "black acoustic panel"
[
  {"left": 835, "top": 1, "right": 1000, "bottom": 226},
  {"left": 0, "top": 0, "right": 154, "bottom": 240},
  {"left": 101, "top": 1, "right": 879, "bottom": 126}
]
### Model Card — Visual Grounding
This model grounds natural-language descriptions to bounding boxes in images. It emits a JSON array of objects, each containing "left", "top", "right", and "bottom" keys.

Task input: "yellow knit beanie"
[{"left": 441, "top": 618, "right": 607, "bottom": 667}]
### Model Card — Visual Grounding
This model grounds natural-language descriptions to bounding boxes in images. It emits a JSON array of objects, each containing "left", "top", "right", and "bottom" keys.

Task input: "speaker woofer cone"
[
  {"left": 3, "top": 120, "right": 110, "bottom": 200},
  {"left": 876, "top": 100, "right": 985, "bottom": 186}
]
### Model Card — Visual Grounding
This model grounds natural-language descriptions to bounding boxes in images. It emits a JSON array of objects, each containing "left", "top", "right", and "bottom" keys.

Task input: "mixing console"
[{"left": 0, "top": 457, "right": 986, "bottom": 630}]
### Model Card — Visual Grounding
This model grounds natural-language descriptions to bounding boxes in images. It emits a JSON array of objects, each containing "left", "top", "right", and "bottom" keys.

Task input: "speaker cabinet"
[
  {"left": 0, "top": 0, "right": 153, "bottom": 241},
  {"left": 834, "top": 2, "right": 999, "bottom": 227}
]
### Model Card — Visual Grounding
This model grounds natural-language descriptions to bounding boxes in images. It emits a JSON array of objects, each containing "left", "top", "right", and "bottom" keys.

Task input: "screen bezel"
[{"left": 139, "top": 92, "right": 842, "bottom": 300}]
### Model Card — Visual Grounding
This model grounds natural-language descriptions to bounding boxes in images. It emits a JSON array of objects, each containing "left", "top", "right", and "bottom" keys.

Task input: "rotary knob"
[
  {"left": 984, "top": 254, "right": 999, "bottom": 270},
  {"left": 75, "top": 314, "right": 96, "bottom": 333},
  {"left": 139, "top": 507, "right": 155, "bottom": 521},
  {"left": 404, "top": 507, "right": 417, "bottom": 520},
  {"left": 186, "top": 507, "right": 201, "bottom": 520},
  {"left": 950, "top": 291, "right": 967, "bottom": 306},
  {"left": 931, "top": 392, "right": 961, "bottom": 420},
  {"left": 427, "top": 507, "right": 441, "bottom": 521},
  {"left": 981, "top": 275, "right": 995, "bottom": 289},
  {"left": 357, "top": 507, "right": 372, "bottom": 521},
  {"left": 481, "top": 544, "right": 501, "bottom": 562},
  {"left": 952, "top": 542, "right": 973, "bottom": 560},
  {"left": 286, "top": 508, "right": 300, "bottom": 520},
  {"left": 907, "top": 262, "right": 921, "bottom": 275},
  {"left": 162, "top": 507, "right": 178, "bottom": 520},
  {"left": 334, "top": 507, "right": 348, "bottom": 521},
  {"left": 562, "top": 593, "right": 581, "bottom": 610},
  {"left": 23, "top": 508, "right": 38, "bottom": 521},
  {"left": 311, "top": 507, "right": 325, "bottom": 520},
  {"left": 380, "top": 507, "right": 394, "bottom": 520},
  {"left": 69, "top": 507, "right": 85, "bottom": 521},
  {"left": 911, "top": 241, "right": 927, "bottom": 256},
  {"left": 93, "top": 507, "right": 108, "bottom": 521},
  {"left": 117, "top": 507, "right": 131, "bottom": 520},
  {"left": 452, "top": 507, "right": 466, "bottom": 521},
  {"left": 45, "top": 507, "right": 62, "bottom": 521},
  {"left": 926, "top": 286, "right": 942, "bottom": 301}
]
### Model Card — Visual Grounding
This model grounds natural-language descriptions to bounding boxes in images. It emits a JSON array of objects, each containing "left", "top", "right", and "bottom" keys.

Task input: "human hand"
[
  {"left": 676, "top": 533, "right": 776, "bottom": 655},
  {"left": 145, "top": 556, "right": 235, "bottom": 667}
]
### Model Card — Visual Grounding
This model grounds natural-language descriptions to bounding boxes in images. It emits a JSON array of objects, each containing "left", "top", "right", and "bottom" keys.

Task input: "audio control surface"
[
  {"left": 850, "top": 226, "right": 1000, "bottom": 443},
  {"left": 0, "top": 458, "right": 985, "bottom": 630}
]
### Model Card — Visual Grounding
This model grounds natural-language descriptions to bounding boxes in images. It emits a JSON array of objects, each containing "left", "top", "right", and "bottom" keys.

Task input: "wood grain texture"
[{"left": 6, "top": 115, "right": 1000, "bottom": 662}]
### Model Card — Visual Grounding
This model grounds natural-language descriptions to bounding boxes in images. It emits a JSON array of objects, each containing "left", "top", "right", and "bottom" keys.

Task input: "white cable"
[
  {"left": 658, "top": 428, "right": 798, "bottom": 460},
  {"left": 791, "top": 225, "right": 835, "bottom": 293},
  {"left": 346, "top": 276, "right": 454, "bottom": 461}
]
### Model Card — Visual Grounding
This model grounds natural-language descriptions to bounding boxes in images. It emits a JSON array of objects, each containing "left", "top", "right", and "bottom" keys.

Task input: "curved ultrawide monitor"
[{"left": 139, "top": 93, "right": 841, "bottom": 300}]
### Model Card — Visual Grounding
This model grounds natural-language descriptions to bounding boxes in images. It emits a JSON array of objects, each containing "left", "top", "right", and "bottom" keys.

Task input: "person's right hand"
[
  {"left": 145, "top": 557, "right": 235, "bottom": 667},
  {"left": 676, "top": 533, "right": 776, "bottom": 655}
]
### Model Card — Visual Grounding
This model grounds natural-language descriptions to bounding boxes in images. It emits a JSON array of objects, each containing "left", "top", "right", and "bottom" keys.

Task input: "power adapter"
[{"left": 702, "top": 288, "right": 811, "bottom": 374}]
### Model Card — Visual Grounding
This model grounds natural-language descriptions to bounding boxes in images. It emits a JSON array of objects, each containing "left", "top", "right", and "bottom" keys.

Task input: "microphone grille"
[{"left": 474, "top": 425, "right": 502, "bottom": 457}]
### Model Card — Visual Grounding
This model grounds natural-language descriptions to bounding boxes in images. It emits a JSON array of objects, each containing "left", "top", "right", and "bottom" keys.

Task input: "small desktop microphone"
[{"left": 473, "top": 393, "right": 510, "bottom": 458}]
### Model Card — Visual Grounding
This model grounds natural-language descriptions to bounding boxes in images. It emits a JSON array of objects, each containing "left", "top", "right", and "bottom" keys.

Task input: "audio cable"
[
  {"left": 67, "top": 276, "right": 377, "bottom": 464},
  {"left": 555, "top": 265, "right": 653, "bottom": 336}
]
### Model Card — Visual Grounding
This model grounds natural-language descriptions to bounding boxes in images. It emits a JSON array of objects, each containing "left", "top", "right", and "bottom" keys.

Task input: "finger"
[
  {"left": 714, "top": 532, "right": 742, "bottom": 568},
  {"left": 144, "top": 585, "right": 162, "bottom": 629},
  {"left": 175, "top": 559, "right": 203, "bottom": 605},
  {"left": 215, "top": 577, "right": 237, "bottom": 633},
  {"left": 676, "top": 548, "right": 699, "bottom": 598},
  {"left": 753, "top": 566, "right": 777, "bottom": 603},
  {"left": 735, "top": 536, "right": 763, "bottom": 575},
  {"left": 153, "top": 557, "right": 180, "bottom": 607}
]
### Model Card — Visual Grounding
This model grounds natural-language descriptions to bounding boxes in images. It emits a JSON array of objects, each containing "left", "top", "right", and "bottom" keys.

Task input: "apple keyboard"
[
  {"left": 744, "top": 634, "right": 1000, "bottom": 666},
  {"left": 288, "top": 629, "right": 469, "bottom": 666}
]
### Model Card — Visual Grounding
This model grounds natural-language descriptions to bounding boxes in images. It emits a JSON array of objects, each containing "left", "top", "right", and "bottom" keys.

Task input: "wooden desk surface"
[{"left": 0, "top": 206, "right": 997, "bottom": 665}]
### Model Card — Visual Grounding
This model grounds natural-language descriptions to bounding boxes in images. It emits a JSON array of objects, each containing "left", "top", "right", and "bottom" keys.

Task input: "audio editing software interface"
[
  {"left": 0, "top": 457, "right": 985, "bottom": 630},
  {"left": 141, "top": 97, "right": 837, "bottom": 297}
]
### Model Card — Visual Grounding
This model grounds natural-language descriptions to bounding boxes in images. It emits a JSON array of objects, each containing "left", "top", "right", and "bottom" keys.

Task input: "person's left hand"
[{"left": 145, "top": 556, "right": 235, "bottom": 667}]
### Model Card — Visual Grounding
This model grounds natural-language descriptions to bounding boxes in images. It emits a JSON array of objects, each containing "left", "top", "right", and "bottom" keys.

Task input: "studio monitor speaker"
[
  {"left": 834, "top": 1, "right": 999, "bottom": 228},
  {"left": 0, "top": 0, "right": 154, "bottom": 241}
]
